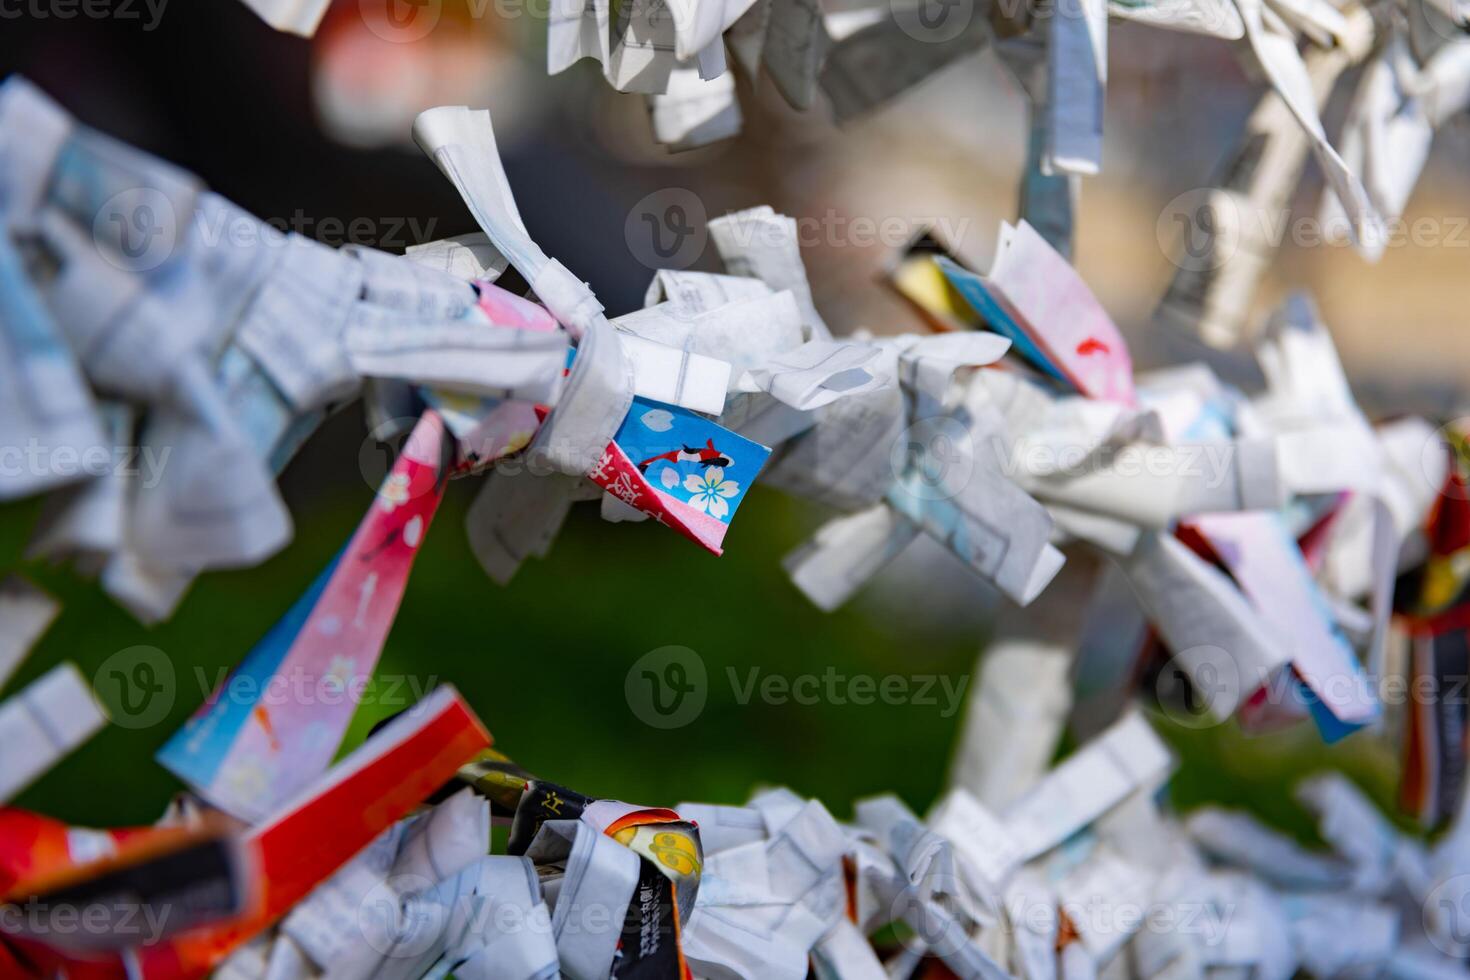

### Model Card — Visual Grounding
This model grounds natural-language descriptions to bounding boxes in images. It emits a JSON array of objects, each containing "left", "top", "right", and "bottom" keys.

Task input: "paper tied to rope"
[
  {"left": 1315, "top": 37, "right": 1444, "bottom": 244},
  {"left": 502, "top": 781, "right": 704, "bottom": 979},
  {"left": 548, "top": 0, "right": 751, "bottom": 94},
  {"left": 618, "top": 272, "right": 807, "bottom": 396},
  {"left": 8, "top": 672, "right": 1470, "bottom": 978},
  {"left": 779, "top": 270, "right": 1110, "bottom": 613},
  {"left": 0, "top": 80, "right": 106, "bottom": 505},
  {"left": 0, "top": 80, "right": 298, "bottom": 580},
  {"left": 237, "top": 0, "right": 991, "bottom": 152},
  {"left": 707, "top": 206, "right": 831, "bottom": 342},
  {"left": 1235, "top": 0, "right": 1385, "bottom": 256},
  {"left": 156, "top": 411, "right": 451, "bottom": 822},
  {"left": 855, "top": 795, "right": 1011, "bottom": 980},
  {"left": 270, "top": 788, "right": 560, "bottom": 980},
  {"left": 913, "top": 277, "right": 1416, "bottom": 740},
  {"left": 0, "top": 662, "right": 107, "bottom": 804},
  {"left": 778, "top": 331, "right": 1066, "bottom": 611},
  {"left": 936, "top": 220, "right": 1134, "bottom": 405},
  {"left": 1, "top": 79, "right": 603, "bottom": 624},
  {"left": 587, "top": 393, "right": 771, "bottom": 554},
  {"left": 3, "top": 685, "right": 491, "bottom": 979},
  {"left": 0, "top": 816, "right": 251, "bottom": 957},
  {"left": 413, "top": 106, "right": 635, "bottom": 481},
  {"left": 29, "top": 178, "right": 294, "bottom": 584},
  {"left": 408, "top": 114, "right": 888, "bottom": 573},
  {"left": 678, "top": 789, "right": 853, "bottom": 980},
  {"left": 1153, "top": 73, "right": 1324, "bottom": 346}
]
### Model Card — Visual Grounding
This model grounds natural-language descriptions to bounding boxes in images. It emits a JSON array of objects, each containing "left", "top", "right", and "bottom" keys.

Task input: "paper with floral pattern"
[
  {"left": 156, "top": 412, "right": 450, "bottom": 822},
  {"left": 589, "top": 397, "right": 770, "bottom": 555}
]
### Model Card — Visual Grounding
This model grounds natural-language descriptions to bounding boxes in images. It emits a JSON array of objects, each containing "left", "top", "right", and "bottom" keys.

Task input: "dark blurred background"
[{"left": 2, "top": 0, "right": 1464, "bottom": 838}]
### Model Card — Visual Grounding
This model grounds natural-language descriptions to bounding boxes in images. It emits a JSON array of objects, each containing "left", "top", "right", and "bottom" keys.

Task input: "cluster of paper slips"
[
  {"left": 4, "top": 707, "right": 1470, "bottom": 979},
  {"left": 4, "top": 66, "right": 1470, "bottom": 979},
  {"left": 237, "top": 0, "right": 1470, "bottom": 306}
]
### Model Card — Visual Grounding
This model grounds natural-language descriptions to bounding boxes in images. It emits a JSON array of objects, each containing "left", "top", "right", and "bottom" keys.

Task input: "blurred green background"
[{"left": 0, "top": 409, "right": 1405, "bottom": 845}]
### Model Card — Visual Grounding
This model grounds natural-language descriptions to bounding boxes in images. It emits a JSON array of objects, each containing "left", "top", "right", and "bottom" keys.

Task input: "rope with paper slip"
[
  {"left": 4, "top": 71, "right": 1470, "bottom": 978},
  {"left": 236, "top": 0, "right": 1470, "bottom": 299}
]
